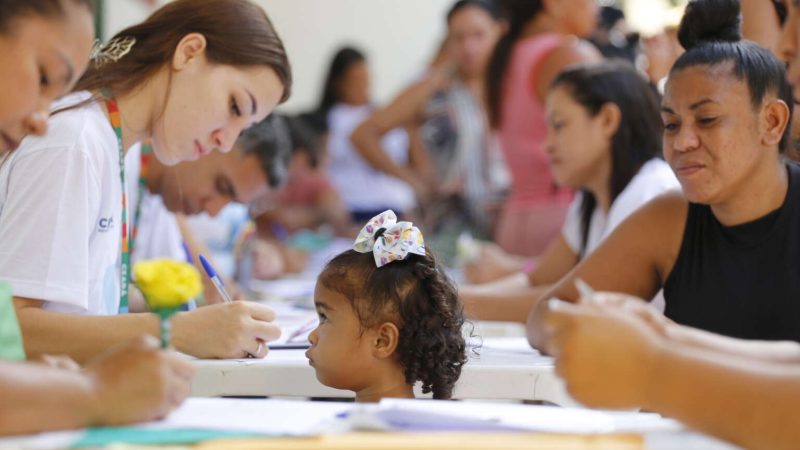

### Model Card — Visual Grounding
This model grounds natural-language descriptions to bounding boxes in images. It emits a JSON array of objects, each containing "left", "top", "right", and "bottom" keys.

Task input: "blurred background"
[{"left": 97, "top": 0, "right": 688, "bottom": 113}]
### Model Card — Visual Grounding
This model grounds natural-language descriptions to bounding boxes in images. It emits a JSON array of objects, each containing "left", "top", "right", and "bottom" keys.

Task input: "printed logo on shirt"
[{"left": 98, "top": 216, "right": 115, "bottom": 232}]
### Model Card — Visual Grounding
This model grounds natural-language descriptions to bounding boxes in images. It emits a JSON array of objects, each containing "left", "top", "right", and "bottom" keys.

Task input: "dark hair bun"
[{"left": 677, "top": 0, "right": 742, "bottom": 51}]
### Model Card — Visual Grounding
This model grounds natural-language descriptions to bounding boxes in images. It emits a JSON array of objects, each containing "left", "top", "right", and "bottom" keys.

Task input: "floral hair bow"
[{"left": 353, "top": 210, "right": 426, "bottom": 268}]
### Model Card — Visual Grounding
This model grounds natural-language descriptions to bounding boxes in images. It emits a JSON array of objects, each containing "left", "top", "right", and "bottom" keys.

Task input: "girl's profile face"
[
  {"left": 0, "top": 3, "right": 94, "bottom": 153},
  {"left": 150, "top": 36, "right": 285, "bottom": 166},
  {"left": 306, "top": 282, "right": 379, "bottom": 392}
]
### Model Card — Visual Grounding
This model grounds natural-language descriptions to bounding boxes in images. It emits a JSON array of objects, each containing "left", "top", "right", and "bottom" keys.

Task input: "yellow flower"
[{"left": 134, "top": 259, "right": 202, "bottom": 309}]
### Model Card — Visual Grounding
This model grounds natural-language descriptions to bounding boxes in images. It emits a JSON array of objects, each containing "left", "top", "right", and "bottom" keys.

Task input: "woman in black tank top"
[
  {"left": 526, "top": 2, "right": 800, "bottom": 450},
  {"left": 665, "top": 163, "right": 800, "bottom": 340},
  {"left": 527, "top": 0, "right": 799, "bottom": 346}
]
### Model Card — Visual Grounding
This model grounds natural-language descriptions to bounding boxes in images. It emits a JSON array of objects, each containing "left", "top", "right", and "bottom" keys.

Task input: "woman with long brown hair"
[
  {"left": 0, "top": 0, "right": 195, "bottom": 435},
  {"left": 0, "top": 0, "right": 292, "bottom": 363}
]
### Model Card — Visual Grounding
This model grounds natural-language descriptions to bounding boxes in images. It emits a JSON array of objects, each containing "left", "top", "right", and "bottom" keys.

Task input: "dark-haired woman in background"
[
  {"left": 351, "top": 0, "right": 507, "bottom": 245},
  {"left": 530, "top": 0, "right": 799, "bottom": 349},
  {"left": 320, "top": 47, "right": 420, "bottom": 222},
  {"left": 462, "top": 60, "right": 679, "bottom": 322},
  {"left": 486, "top": 0, "right": 600, "bottom": 258}
]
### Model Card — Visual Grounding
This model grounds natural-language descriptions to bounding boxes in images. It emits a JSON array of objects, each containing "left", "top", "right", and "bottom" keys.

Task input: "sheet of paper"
[
  {"left": 142, "top": 398, "right": 351, "bottom": 436},
  {"left": 359, "top": 399, "right": 678, "bottom": 434},
  {"left": 269, "top": 308, "right": 318, "bottom": 350}
]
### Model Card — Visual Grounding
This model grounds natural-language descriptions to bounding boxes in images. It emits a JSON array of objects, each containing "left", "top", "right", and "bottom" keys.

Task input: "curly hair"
[{"left": 318, "top": 249, "right": 467, "bottom": 399}]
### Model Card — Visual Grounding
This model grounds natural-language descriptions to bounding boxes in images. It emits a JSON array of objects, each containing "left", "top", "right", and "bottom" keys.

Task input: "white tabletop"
[{"left": 190, "top": 335, "right": 577, "bottom": 406}]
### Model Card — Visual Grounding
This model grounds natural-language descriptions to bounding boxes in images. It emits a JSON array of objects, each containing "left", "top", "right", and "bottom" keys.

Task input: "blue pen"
[
  {"left": 199, "top": 254, "right": 233, "bottom": 303},
  {"left": 200, "top": 254, "right": 260, "bottom": 359}
]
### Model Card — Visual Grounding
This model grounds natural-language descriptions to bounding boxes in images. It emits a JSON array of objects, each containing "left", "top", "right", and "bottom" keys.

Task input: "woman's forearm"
[
  {"left": 0, "top": 362, "right": 96, "bottom": 435},
  {"left": 645, "top": 344, "right": 800, "bottom": 450},
  {"left": 14, "top": 298, "right": 159, "bottom": 364}
]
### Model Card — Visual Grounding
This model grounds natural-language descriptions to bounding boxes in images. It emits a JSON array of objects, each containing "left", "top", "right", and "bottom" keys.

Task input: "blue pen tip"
[{"left": 199, "top": 255, "right": 215, "bottom": 276}]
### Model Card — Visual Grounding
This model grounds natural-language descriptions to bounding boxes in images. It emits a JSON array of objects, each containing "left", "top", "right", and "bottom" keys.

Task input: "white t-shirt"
[
  {"left": 326, "top": 104, "right": 416, "bottom": 213},
  {"left": 125, "top": 144, "right": 185, "bottom": 265},
  {"left": 562, "top": 158, "right": 680, "bottom": 255},
  {"left": 0, "top": 91, "right": 122, "bottom": 315}
]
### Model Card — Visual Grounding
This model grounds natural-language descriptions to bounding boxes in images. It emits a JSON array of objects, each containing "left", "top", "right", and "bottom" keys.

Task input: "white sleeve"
[
  {"left": 131, "top": 194, "right": 186, "bottom": 264},
  {"left": 0, "top": 146, "right": 99, "bottom": 308},
  {"left": 560, "top": 194, "right": 584, "bottom": 254}
]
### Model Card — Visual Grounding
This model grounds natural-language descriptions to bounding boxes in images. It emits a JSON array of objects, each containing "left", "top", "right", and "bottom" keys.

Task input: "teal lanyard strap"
[{"left": 104, "top": 95, "right": 130, "bottom": 314}]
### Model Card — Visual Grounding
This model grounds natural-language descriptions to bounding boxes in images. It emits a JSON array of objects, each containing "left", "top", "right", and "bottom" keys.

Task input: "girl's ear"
[
  {"left": 172, "top": 32, "right": 208, "bottom": 71},
  {"left": 372, "top": 322, "right": 400, "bottom": 359}
]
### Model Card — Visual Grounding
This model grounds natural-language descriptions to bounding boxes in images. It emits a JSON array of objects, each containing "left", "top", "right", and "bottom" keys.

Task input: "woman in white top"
[
  {"left": 462, "top": 60, "right": 680, "bottom": 322},
  {"left": 0, "top": 0, "right": 291, "bottom": 363},
  {"left": 0, "top": 0, "right": 195, "bottom": 434}
]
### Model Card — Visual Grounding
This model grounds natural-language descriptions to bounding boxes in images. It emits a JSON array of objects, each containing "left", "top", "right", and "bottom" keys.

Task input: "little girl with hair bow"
[{"left": 306, "top": 210, "right": 467, "bottom": 401}]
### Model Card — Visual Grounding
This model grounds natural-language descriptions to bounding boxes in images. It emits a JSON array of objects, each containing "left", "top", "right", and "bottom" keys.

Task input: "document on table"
[
  {"left": 347, "top": 399, "right": 683, "bottom": 434},
  {"left": 143, "top": 398, "right": 350, "bottom": 435}
]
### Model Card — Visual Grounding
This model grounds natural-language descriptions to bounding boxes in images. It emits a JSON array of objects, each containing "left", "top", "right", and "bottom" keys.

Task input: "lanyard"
[
  {"left": 130, "top": 142, "right": 152, "bottom": 252},
  {"left": 105, "top": 97, "right": 131, "bottom": 314}
]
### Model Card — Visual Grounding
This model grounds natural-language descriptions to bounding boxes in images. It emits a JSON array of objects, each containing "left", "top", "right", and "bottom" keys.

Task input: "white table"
[{"left": 190, "top": 336, "right": 578, "bottom": 406}]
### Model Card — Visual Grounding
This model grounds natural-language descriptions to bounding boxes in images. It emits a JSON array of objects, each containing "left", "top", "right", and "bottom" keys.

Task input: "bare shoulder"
[
  {"left": 533, "top": 37, "right": 601, "bottom": 101},
  {"left": 629, "top": 190, "right": 688, "bottom": 228},
  {"left": 545, "top": 37, "right": 602, "bottom": 67},
  {"left": 544, "top": 190, "right": 688, "bottom": 303},
  {"left": 611, "top": 190, "right": 689, "bottom": 280},
  {"left": 611, "top": 190, "right": 688, "bottom": 250}
]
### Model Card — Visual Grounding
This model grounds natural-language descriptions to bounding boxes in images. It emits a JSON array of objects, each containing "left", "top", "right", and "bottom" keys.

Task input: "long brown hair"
[
  {"left": 74, "top": 0, "right": 291, "bottom": 103},
  {"left": 486, "top": 0, "right": 542, "bottom": 128},
  {"left": 0, "top": 0, "right": 94, "bottom": 34}
]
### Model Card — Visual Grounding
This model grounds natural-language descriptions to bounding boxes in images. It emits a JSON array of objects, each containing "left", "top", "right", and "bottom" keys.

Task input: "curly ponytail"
[{"left": 396, "top": 254, "right": 467, "bottom": 399}]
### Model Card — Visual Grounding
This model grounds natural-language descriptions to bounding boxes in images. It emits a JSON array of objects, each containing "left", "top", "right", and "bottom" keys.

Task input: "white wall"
[{"left": 103, "top": 0, "right": 454, "bottom": 113}]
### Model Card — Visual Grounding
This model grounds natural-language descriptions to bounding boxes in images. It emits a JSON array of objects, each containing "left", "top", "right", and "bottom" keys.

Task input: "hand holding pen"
[{"left": 199, "top": 255, "right": 268, "bottom": 358}]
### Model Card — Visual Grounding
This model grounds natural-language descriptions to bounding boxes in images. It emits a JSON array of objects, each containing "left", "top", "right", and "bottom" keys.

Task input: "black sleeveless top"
[{"left": 664, "top": 163, "right": 800, "bottom": 341}]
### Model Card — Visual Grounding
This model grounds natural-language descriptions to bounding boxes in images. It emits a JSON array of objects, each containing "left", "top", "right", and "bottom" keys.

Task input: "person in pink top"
[{"left": 486, "top": 0, "right": 601, "bottom": 258}]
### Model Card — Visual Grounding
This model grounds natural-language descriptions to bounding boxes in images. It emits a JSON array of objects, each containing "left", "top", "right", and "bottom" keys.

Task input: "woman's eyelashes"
[
  {"left": 230, "top": 97, "right": 242, "bottom": 117},
  {"left": 39, "top": 66, "right": 50, "bottom": 90}
]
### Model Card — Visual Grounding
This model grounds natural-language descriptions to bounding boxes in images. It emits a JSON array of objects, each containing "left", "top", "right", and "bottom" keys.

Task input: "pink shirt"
[
  {"left": 492, "top": 34, "right": 574, "bottom": 257},
  {"left": 498, "top": 34, "right": 573, "bottom": 209}
]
